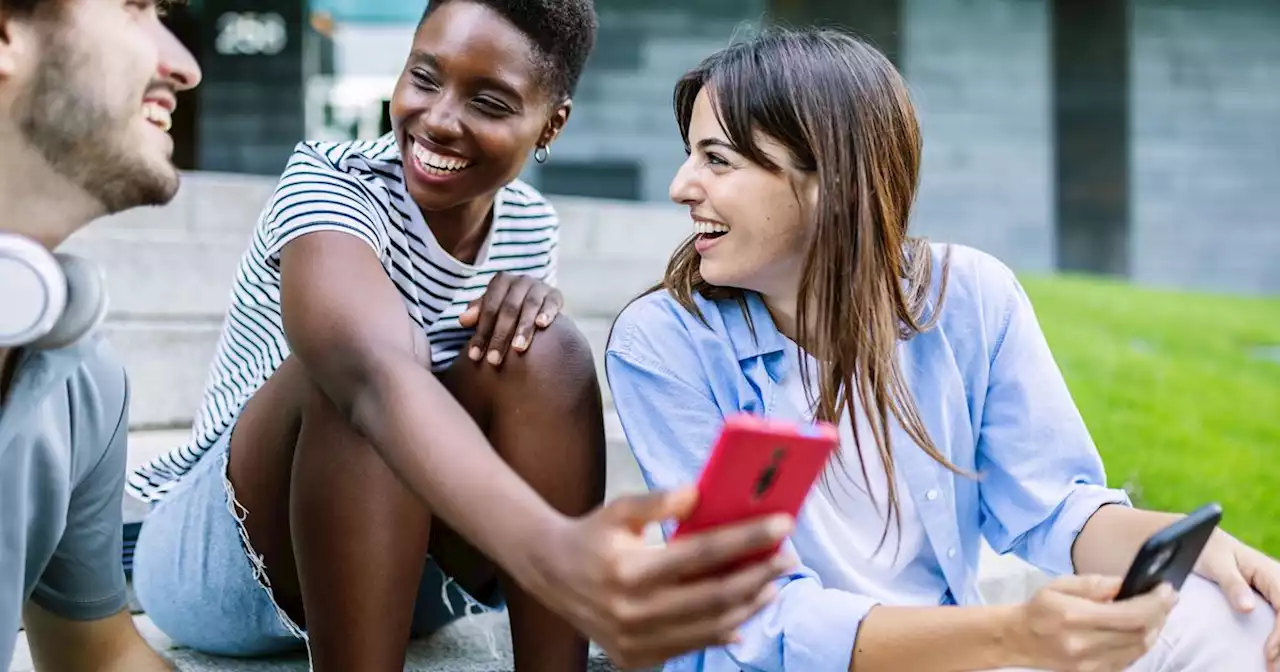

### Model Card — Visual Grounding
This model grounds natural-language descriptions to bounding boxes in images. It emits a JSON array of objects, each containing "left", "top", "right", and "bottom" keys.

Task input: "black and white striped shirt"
[{"left": 128, "top": 133, "right": 558, "bottom": 502}]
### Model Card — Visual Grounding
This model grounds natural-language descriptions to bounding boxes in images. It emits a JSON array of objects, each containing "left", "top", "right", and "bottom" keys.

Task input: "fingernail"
[
  {"left": 513, "top": 334, "right": 528, "bottom": 350},
  {"left": 765, "top": 515, "right": 793, "bottom": 538},
  {"left": 470, "top": 347, "right": 482, "bottom": 361},
  {"left": 487, "top": 350, "right": 502, "bottom": 365},
  {"left": 536, "top": 313, "right": 550, "bottom": 327}
]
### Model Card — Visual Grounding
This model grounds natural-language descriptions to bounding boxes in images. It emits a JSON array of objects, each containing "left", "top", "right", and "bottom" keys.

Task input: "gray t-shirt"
[{"left": 1, "top": 334, "right": 129, "bottom": 669}]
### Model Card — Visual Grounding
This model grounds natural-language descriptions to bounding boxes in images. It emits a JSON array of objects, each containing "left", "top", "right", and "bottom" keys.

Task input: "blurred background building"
[{"left": 162, "top": 0, "right": 1279, "bottom": 295}]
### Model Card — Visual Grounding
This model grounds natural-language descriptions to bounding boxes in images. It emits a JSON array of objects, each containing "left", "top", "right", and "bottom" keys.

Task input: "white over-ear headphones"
[{"left": 0, "top": 234, "right": 109, "bottom": 350}]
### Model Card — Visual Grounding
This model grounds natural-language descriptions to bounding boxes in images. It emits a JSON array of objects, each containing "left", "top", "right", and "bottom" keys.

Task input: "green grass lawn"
[{"left": 1021, "top": 274, "right": 1280, "bottom": 557}]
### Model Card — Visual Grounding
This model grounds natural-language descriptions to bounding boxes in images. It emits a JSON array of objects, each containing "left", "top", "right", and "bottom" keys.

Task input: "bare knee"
[
  {"left": 511, "top": 316, "right": 599, "bottom": 402},
  {"left": 462, "top": 315, "right": 602, "bottom": 414}
]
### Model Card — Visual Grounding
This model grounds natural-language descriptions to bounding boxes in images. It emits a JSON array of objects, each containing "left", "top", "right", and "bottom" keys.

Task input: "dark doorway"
[{"left": 1052, "top": 0, "right": 1131, "bottom": 276}]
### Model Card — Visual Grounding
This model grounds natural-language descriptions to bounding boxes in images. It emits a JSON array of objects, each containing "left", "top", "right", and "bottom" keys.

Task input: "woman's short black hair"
[{"left": 422, "top": 0, "right": 598, "bottom": 103}]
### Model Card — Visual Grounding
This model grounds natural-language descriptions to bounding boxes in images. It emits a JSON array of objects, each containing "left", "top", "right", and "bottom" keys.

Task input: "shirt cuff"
[
  {"left": 1043, "top": 484, "right": 1132, "bottom": 576},
  {"left": 728, "top": 577, "right": 877, "bottom": 672}
]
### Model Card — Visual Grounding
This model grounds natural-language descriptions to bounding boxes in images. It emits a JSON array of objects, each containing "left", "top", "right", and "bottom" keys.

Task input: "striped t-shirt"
[{"left": 128, "top": 133, "right": 558, "bottom": 502}]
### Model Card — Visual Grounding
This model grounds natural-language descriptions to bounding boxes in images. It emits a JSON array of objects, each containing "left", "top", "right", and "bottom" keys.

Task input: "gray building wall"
[
  {"left": 1131, "top": 0, "right": 1280, "bottom": 294},
  {"left": 322, "top": 0, "right": 1277, "bottom": 295},
  {"left": 903, "top": 0, "right": 1055, "bottom": 272},
  {"left": 524, "top": 2, "right": 768, "bottom": 202}
]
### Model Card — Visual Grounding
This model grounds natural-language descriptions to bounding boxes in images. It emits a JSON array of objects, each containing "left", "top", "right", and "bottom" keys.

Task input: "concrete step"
[
  {"left": 62, "top": 227, "right": 674, "bottom": 325},
  {"left": 10, "top": 612, "right": 641, "bottom": 672},
  {"left": 65, "top": 178, "right": 690, "bottom": 322},
  {"left": 106, "top": 313, "right": 618, "bottom": 430}
]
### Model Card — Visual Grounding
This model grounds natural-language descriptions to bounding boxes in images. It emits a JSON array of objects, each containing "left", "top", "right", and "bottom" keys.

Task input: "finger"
[
  {"left": 1247, "top": 558, "right": 1280, "bottom": 664},
  {"left": 1044, "top": 584, "right": 1171, "bottom": 634},
  {"left": 604, "top": 488, "right": 698, "bottom": 533},
  {"left": 625, "top": 551, "right": 791, "bottom": 629},
  {"left": 1104, "top": 583, "right": 1179, "bottom": 633},
  {"left": 459, "top": 298, "right": 481, "bottom": 329},
  {"left": 535, "top": 289, "right": 564, "bottom": 328},
  {"left": 484, "top": 278, "right": 533, "bottom": 365},
  {"left": 622, "top": 580, "right": 779, "bottom": 663},
  {"left": 1269, "top": 624, "right": 1280, "bottom": 672},
  {"left": 1097, "top": 639, "right": 1157, "bottom": 672},
  {"left": 1049, "top": 574, "right": 1123, "bottom": 602},
  {"left": 628, "top": 516, "right": 795, "bottom": 587},
  {"left": 1216, "top": 560, "right": 1259, "bottom": 613},
  {"left": 511, "top": 284, "right": 551, "bottom": 353},
  {"left": 467, "top": 273, "right": 513, "bottom": 362}
]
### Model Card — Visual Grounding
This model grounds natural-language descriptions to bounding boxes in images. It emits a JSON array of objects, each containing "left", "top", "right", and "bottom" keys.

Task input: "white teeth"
[
  {"left": 142, "top": 102, "right": 171, "bottom": 132},
  {"left": 413, "top": 141, "right": 472, "bottom": 174},
  {"left": 694, "top": 221, "right": 729, "bottom": 235}
]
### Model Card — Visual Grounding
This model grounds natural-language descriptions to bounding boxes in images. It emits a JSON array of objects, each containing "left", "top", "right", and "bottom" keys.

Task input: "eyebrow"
[
  {"left": 694, "top": 138, "right": 740, "bottom": 153},
  {"left": 408, "top": 50, "right": 525, "bottom": 104}
]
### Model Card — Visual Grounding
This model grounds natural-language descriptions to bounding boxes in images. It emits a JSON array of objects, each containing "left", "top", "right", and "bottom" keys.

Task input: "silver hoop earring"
[{"left": 534, "top": 145, "right": 550, "bottom": 164}]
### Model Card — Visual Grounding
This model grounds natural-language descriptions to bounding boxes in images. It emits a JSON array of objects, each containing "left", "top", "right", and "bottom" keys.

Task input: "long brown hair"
[{"left": 657, "top": 27, "right": 965, "bottom": 553}]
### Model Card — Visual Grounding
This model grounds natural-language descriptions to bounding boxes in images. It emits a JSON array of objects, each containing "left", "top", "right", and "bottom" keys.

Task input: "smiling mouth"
[
  {"left": 412, "top": 139, "right": 472, "bottom": 176},
  {"left": 143, "top": 101, "right": 172, "bottom": 132},
  {"left": 694, "top": 220, "right": 729, "bottom": 240}
]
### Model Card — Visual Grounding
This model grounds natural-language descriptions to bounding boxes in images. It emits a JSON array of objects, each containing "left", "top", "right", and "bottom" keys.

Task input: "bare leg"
[
  {"left": 226, "top": 354, "right": 435, "bottom": 671},
  {"left": 224, "top": 317, "right": 606, "bottom": 672},
  {"left": 438, "top": 317, "right": 607, "bottom": 671}
]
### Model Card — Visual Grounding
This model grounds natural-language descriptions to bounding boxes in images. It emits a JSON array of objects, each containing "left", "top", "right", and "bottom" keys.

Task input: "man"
[{"left": 0, "top": 0, "right": 200, "bottom": 668}]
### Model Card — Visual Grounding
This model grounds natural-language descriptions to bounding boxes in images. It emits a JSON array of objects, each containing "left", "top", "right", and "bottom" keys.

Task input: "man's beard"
[{"left": 14, "top": 32, "right": 179, "bottom": 215}]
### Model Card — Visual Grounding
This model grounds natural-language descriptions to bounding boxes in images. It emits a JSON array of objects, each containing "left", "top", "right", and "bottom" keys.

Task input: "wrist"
[
  {"left": 990, "top": 603, "right": 1039, "bottom": 670},
  {"left": 513, "top": 509, "right": 572, "bottom": 596}
]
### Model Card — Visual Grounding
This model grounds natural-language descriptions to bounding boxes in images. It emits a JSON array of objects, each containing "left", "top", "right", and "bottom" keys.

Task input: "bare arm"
[
  {"left": 849, "top": 604, "right": 1023, "bottom": 672},
  {"left": 23, "top": 604, "right": 170, "bottom": 672},
  {"left": 1072, "top": 504, "right": 1184, "bottom": 576},
  {"left": 850, "top": 574, "right": 1176, "bottom": 672},
  {"left": 278, "top": 232, "right": 560, "bottom": 586}
]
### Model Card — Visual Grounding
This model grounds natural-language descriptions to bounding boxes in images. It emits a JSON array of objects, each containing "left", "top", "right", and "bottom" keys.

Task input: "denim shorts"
[{"left": 131, "top": 424, "right": 504, "bottom": 659}]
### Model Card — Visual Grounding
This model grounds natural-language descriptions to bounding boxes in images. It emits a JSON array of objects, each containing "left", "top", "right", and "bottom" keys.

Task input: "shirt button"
[
  {"left": 926, "top": 489, "right": 939, "bottom": 501},
  {"left": 947, "top": 547, "right": 957, "bottom": 559}
]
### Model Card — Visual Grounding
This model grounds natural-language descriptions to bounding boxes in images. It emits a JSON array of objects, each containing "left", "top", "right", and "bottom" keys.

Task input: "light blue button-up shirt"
[{"left": 604, "top": 244, "right": 1131, "bottom": 672}]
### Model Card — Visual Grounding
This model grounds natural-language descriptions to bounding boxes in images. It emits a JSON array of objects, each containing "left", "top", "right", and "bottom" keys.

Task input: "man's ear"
[
  {"left": 0, "top": 11, "right": 36, "bottom": 81},
  {"left": 538, "top": 98, "right": 572, "bottom": 148}
]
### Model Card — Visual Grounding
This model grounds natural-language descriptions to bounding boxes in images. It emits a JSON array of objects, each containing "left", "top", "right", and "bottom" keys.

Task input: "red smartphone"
[{"left": 672, "top": 413, "right": 839, "bottom": 570}]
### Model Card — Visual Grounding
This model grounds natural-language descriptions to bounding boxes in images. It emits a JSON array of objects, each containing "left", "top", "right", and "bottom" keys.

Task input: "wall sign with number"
[{"left": 215, "top": 11, "right": 289, "bottom": 56}]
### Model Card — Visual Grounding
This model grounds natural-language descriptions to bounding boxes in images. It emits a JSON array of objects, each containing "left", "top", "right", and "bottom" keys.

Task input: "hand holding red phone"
[
  {"left": 533, "top": 486, "right": 797, "bottom": 669},
  {"left": 674, "top": 413, "right": 839, "bottom": 574}
]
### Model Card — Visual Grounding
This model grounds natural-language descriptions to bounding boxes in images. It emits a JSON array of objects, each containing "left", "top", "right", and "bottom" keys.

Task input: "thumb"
[
  {"left": 459, "top": 301, "right": 480, "bottom": 327},
  {"left": 606, "top": 487, "right": 697, "bottom": 531},
  {"left": 1051, "top": 574, "right": 1123, "bottom": 602}
]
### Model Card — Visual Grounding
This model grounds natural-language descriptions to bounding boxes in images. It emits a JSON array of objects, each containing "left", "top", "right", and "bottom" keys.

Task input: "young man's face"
[{"left": 1, "top": 0, "right": 201, "bottom": 213}]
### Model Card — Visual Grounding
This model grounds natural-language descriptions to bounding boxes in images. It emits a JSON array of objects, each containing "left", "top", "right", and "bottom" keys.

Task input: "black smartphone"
[{"left": 1115, "top": 502, "right": 1223, "bottom": 601}]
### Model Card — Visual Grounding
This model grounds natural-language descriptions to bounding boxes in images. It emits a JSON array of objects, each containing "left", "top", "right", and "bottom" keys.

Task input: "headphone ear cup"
[
  {"left": 0, "top": 235, "right": 68, "bottom": 348},
  {"left": 29, "top": 254, "right": 108, "bottom": 351}
]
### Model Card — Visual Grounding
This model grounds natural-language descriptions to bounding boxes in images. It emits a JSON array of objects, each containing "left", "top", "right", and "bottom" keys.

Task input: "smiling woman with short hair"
[{"left": 127, "top": 2, "right": 797, "bottom": 671}]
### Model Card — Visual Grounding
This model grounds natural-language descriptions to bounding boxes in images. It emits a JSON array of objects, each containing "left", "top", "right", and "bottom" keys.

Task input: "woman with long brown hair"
[{"left": 606, "top": 26, "right": 1278, "bottom": 672}]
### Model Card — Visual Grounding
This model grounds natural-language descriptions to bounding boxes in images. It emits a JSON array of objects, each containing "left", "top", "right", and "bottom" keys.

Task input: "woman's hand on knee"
[
  {"left": 1193, "top": 530, "right": 1280, "bottom": 667},
  {"left": 525, "top": 487, "right": 794, "bottom": 669},
  {"left": 460, "top": 272, "right": 563, "bottom": 366}
]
